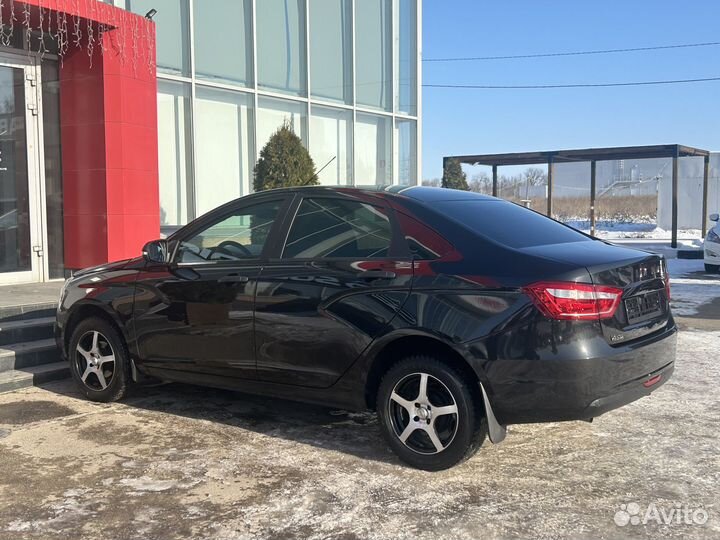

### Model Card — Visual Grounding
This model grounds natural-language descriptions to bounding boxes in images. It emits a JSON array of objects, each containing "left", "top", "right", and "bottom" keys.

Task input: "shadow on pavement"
[{"left": 40, "top": 377, "right": 401, "bottom": 466}]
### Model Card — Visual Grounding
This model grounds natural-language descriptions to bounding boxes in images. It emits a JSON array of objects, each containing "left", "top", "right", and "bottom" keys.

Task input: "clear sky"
[{"left": 421, "top": 0, "right": 720, "bottom": 180}]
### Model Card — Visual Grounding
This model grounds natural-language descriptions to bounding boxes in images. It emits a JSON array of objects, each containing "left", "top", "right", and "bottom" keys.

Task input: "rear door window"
[
  {"left": 283, "top": 198, "right": 393, "bottom": 259},
  {"left": 438, "top": 200, "right": 590, "bottom": 248}
]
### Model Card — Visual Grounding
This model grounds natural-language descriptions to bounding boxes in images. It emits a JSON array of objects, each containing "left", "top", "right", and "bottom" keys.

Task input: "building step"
[
  {"left": 0, "top": 302, "right": 58, "bottom": 323},
  {"left": 0, "top": 339, "right": 60, "bottom": 373},
  {"left": 0, "top": 362, "right": 70, "bottom": 394},
  {"left": 0, "top": 317, "right": 55, "bottom": 346}
]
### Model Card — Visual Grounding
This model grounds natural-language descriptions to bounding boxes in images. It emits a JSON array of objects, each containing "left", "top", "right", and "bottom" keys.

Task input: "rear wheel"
[
  {"left": 376, "top": 355, "right": 486, "bottom": 471},
  {"left": 705, "top": 263, "right": 719, "bottom": 273},
  {"left": 68, "top": 317, "right": 131, "bottom": 402}
]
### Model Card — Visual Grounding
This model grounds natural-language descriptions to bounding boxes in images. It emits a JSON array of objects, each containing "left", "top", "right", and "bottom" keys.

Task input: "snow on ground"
[
  {"left": 667, "top": 258, "right": 720, "bottom": 316},
  {"left": 590, "top": 227, "right": 702, "bottom": 240},
  {"left": 564, "top": 219, "right": 703, "bottom": 240}
]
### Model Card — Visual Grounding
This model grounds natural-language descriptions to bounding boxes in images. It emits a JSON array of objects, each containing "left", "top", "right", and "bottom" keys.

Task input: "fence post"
[
  {"left": 590, "top": 160, "right": 597, "bottom": 237},
  {"left": 702, "top": 155, "right": 710, "bottom": 238},
  {"left": 492, "top": 165, "right": 498, "bottom": 197},
  {"left": 671, "top": 152, "right": 679, "bottom": 249},
  {"left": 547, "top": 156, "right": 554, "bottom": 217}
]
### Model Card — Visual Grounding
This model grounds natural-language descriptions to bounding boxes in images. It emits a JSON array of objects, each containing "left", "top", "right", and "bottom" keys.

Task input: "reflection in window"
[
  {"left": 178, "top": 200, "right": 281, "bottom": 263},
  {"left": 284, "top": 198, "right": 392, "bottom": 258},
  {"left": 310, "top": 0, "right": 352, "bottom": 104},
  {"left": 194, "top": 0, "right": 253, "bottom": 86},
  {"left": 355, "top": 0, "right": 392, "bottom": 111},
  {"left": 355, "top": 113, "right": 392, "bottom": 185},
  {"left": 157, "top": 81, "right": 192, "bottom": 226},
  {"left": 0, "top": 67, "right": 30, "bottom": 274},
  {"left": 395, "top": 0, "right": 417, "bottom": 115},
  {"left": 310, "top": 106, "right": 352, "bottom": 186},
  {"left": 128, "top": 0, "right": 190, "bottom": 75},
  {"left": 256, "top": 0, "right": 307, "bottom": 96},
  {"left": 395, "top": 212, "right": 453, "bottom": 260},
  {"left": 396, "top": 119, "right": 417, "bottom": 186},
  {"left": 256, "top": 96, "right": 307, "bottom": 156},
  {"left": 194, "top": 88, "right": 254, "bottom": 216}
]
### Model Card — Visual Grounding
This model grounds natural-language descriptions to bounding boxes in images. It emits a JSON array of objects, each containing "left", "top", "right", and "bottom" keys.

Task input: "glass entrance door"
[{"left": 0, "top": 57, "right": 43, "bottom": 284}]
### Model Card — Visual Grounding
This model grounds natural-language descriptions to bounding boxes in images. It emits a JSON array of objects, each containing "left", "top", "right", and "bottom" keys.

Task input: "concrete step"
[
  {"left": 0, "top": 362, "right": 70, "bottom": 394},
  {"left": 0, "top": 317, "right": 55, "bottom": 346},
  {"left": 0, "top": 339, "right": 60, "bottom": 373},
  {"left": 0, "top": 302, "right": 57, "bottom": 323}
]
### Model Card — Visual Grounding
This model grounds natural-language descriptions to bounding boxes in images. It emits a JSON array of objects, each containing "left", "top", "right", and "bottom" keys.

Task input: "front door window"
[{"left": 176, "top": 199, "right": 283, "bottom": 263}]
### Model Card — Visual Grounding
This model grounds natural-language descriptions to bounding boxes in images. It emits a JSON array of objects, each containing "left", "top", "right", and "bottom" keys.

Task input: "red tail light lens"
[{"left": 523, "top": 281, "right": 624, "bottom": 320}]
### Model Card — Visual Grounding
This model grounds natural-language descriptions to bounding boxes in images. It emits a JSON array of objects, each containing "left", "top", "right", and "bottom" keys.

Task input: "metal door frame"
[{"left": 0, "top": 51, "right": 48, "bottom": 284}]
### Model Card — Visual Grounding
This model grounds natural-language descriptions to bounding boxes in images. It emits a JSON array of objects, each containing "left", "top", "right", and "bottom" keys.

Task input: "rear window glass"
[{"left": 438, "top": 200, "right": 590, "bottom": 248}]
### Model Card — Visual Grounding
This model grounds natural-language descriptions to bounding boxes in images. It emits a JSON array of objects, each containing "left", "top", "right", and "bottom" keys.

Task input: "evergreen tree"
[
  {"left": 253, "top": 121, "right": 318, "bottom": 191},
  {"left": 441, "top": 158, "right": 469, "bottom": 190}
]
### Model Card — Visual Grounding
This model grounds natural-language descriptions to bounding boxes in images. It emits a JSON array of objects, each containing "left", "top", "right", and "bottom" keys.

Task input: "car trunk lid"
[{"left": 521, "top": 240, "right": 671, "bottom": 344}]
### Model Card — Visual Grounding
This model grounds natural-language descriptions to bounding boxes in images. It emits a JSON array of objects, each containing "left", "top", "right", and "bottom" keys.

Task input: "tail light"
[{"left": 523, "top": 281, "right": 623, "bottom": 320}]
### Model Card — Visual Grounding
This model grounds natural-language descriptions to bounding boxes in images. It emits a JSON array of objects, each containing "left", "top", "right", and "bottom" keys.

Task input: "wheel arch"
[
  {"left": 64, "top": 301, "right": 128, "bottom": 353},
  {"left": 363, "top": 331, "right": 485, "bottom": 411}
]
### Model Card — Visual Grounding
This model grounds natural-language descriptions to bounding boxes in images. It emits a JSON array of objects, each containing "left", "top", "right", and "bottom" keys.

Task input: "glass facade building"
[{"left": 111, "top": 0, "right": 422, "bottom": 230}]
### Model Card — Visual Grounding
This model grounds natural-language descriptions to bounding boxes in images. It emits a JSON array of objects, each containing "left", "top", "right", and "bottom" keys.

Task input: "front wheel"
[
  {"left": 705, "top": 263, "right": 719, "bottom": 273},
  {"left": 68, "top": 317, "right": 131, "bottom": 403},
  {"left": 376, "top": 355, "right": 486, "bottom": 471}
]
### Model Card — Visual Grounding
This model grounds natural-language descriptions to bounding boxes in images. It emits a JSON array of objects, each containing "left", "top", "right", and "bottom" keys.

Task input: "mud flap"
[{"left": 479, "top": 383, "right": 507, "bottom": 444}]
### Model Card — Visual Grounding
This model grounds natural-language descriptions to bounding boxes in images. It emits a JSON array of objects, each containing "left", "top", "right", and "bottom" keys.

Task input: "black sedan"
[{"left": 56, "top": 186, "right": 676, "bottom": 470}]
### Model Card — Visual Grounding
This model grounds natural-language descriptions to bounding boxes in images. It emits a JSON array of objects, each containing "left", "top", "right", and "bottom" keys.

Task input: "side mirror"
[
  {"left": 142, "top": 239, "right": 168, "bottom": 263},
  {"left": 710, "top": 213, "right": 719, "bottom": 222}
]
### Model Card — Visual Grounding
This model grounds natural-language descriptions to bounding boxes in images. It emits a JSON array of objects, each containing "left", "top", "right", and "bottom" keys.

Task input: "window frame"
[
  {"left": 169, "top": 194, "right": 294, "bottom": 267},
  {"left": 277, "top": 195, "right": 408, "bottom": 261}
]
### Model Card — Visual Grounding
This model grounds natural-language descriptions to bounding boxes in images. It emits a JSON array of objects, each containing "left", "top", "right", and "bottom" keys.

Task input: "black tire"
[
  {"left": 705, "top": 263, "right": 719, "bottom": 273},
  {"left": 68, "top": 317, "right": 131, "bottom": 402},
  {"left": 376, "top": 355, "right": 486, "bottom": 471}
]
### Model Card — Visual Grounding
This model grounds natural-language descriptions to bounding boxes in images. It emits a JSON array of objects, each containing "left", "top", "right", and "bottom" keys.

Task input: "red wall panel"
[{"left": 21, "top": 0, "right": 160, "bottom": 269}]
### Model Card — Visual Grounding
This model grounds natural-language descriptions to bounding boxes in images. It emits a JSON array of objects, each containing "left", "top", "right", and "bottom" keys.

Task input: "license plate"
[{"left": 625, "top": 291, "right": 663, "bottom": 324}]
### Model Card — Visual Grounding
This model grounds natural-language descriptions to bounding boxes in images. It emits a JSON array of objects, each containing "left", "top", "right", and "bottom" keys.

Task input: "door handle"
[
  {"left": 356, "top": 270, "right": 396, "bottom": 280},
  {"left": 218, "top": 274, "right": 250, "bottom": 283}
]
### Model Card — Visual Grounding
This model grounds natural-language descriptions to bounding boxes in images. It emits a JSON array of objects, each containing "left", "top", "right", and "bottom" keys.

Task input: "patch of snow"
[
  {"left": 119, "top": 476, "right": 178, "bottom": 492},
  {"left": 589, "top": 227, "right": 702, "bottom": 240},
  {"left": 562, "top": 219, "right": 702, "bottom": 240},
  {"left": 671, "top": 277, "right": 720, "bottom": 286},
  {"left": 6, "top": 520, "right": 32, "bottom": 532}
]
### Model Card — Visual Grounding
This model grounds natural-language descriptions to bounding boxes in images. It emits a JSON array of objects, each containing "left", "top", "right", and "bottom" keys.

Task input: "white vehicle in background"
[{"left": 705, "top": 213, "right": 720, "bottom": 273}]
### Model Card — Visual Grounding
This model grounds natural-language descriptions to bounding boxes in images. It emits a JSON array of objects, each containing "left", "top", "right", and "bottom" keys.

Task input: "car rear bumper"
[
  {"left": 583, "top": 360, "right": 673, "bottom": 418},
  {"left": 489, "top": 325, "right": 677, "bottom": 425}
]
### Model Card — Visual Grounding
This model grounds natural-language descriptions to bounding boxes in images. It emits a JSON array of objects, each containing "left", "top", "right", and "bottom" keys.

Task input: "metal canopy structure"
[{"left": 445, "top": 144, "right": 712, "bottom": 248}]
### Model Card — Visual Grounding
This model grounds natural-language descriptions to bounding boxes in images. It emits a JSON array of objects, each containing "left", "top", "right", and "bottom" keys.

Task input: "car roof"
[
  {"left": 259, "top": 185, "right": 497, "bottom": 203},
  {"left": 168, "top": 185, "right": 500, "bottom": 243}
]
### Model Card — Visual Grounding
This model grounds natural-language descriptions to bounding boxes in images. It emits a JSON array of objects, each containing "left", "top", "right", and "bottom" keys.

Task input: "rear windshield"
[{"left": 437, "top": 200, "right": 591, "bottom": 248}]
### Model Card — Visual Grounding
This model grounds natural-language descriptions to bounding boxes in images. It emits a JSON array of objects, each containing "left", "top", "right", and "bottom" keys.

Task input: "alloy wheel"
[
  {"left": 387, "top": 372, "right": 459, "bottom": 455},
  {"left": 74, "top": 331, "right": 116, "bottom": 391}
]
